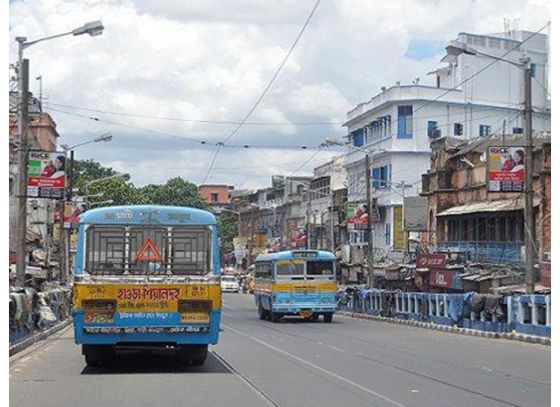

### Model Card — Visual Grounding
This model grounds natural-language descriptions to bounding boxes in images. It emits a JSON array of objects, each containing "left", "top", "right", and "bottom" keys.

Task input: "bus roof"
[
  {"left": 79, "top": 205, "right": 217, "bottom": 226},
  {"left": 255, "top": 250, "right": 336, "bottom": 262}
]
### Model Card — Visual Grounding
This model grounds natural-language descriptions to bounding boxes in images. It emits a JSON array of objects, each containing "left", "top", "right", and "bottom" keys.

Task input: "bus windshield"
[
  {"left": 84, "top": 225, "right": 211, "bottom": 275},
  {"left": 306, "top": 261, "right": 334, "bottom": 276},
  {"left": 276, "top": 260, "right": 304, "bottom": 277}
]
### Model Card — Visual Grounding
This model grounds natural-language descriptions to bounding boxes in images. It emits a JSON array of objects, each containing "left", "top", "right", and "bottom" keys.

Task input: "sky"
[{"left": 8, "top": 0, "right": 551, "bottom": 190}]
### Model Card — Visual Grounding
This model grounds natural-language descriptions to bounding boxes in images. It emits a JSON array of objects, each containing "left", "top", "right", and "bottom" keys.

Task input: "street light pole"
[
  {"left": 15, "top": 50, "right": 29, "bottom": 286},
  {"left": 365, "top": 153, "right": 375, "bottom": 288},
  {"left": 445, "top": 42, "right": 537, "bottom": 293},
  {"left": 13, "top": 21, "right": 104, "bottom": 287},
  {"left": 523, "top": 60, "right": 535, "bottom": 294}
]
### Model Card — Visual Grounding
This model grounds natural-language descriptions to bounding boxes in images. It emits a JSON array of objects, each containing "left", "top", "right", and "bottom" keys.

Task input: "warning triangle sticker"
[{"left": 135, "top": 237, "right": 162, "bottom": 262}]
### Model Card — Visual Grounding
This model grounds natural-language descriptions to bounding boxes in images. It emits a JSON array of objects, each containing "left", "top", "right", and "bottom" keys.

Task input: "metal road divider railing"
[{"left": 338, "top": 289, "right": 551, "bottom": 338}]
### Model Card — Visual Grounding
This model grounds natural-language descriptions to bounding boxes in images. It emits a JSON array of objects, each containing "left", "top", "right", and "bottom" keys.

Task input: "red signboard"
[
  {"left": 429, "top": 269, "right": 453, "bottom": 289},
  {"left": 487, "top": 146, "right": 525, "bottom": 192},
  {"left": 416, "top": 253, "right": 447, "bottom": 269},
  {"left": 540, "top": 262, "right": 551, "bottom": 287}
]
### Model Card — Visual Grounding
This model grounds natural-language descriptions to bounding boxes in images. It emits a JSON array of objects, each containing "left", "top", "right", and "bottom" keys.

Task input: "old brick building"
[{"left": 421, "top": 133, "right": 551, "bottom": 264}]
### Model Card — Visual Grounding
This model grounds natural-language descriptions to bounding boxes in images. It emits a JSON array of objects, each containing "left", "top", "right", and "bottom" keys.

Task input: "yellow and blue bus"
[
  {"left": 72, "top": 205, "right": 221, "bottom": 366},
  {"left": 253, "top": 250, "right": 337, "bottom": 323}
]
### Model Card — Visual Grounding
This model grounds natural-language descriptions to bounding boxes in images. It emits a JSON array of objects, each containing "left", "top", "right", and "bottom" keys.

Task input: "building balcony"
[{"left": 437, "top": 240, "right": 522, "bottom": 263}]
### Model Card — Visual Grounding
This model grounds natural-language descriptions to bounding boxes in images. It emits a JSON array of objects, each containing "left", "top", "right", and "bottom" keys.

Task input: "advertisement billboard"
[
  {"left": 63, "top": 200, "right": 88, "bottom": 229},
  {"left": 428, "top": 269, "right": 453, "bottom": 289},
  {"left": 487, "top": 147, "right": 525, "bottom": 192},
  {"left": 416, "top": 253, "right": 447, "bottom": 269},
  {"left": 27, "top": 150, "right": 66, "bottom": 199},
  {"left": 403, "top": 196, "right": 428, "bottom": 231}
]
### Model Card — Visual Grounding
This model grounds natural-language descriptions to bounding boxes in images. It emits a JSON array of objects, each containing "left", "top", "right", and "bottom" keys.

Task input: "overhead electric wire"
[
  {"left": 201, "top": 0, "right": 323, "bottom": 184},
  {"left": 45, "top": 106, "right": 331, "bottom": 150},
  {"left": 45, "top": 101, "right": 342, "bottom": 126}
]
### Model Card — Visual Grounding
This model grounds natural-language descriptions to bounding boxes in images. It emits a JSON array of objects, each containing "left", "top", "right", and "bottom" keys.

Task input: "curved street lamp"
[{"left": 14, "top": 21, "right": 105, "bottom": 286}]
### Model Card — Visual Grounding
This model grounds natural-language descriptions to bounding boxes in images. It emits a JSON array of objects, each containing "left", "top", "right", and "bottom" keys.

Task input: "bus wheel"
[
  {"left": 83, "top": 345, "right": 114, "bottom": 367},
  {"left": 258, "top": 305, "right": 267, "bottom": 320},
  {"left": 271, "top": 312, "right": 282, "bottom": 323},
  {"left": 177, "top": 345, "right": 208, "bottom": 366},
  {"left": 323, "top": 313, "right": 333, "bottom": 323},
  {"left": 310, "top": 314, "right": 319, "bottom": 322}
]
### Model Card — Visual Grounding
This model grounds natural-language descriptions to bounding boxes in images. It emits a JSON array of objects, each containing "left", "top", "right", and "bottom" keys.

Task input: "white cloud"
[{"left": 9, "top": 0, "right": 551, "bottom": 189}]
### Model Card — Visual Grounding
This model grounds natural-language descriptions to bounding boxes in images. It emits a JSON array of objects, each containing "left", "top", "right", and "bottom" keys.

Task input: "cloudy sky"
[{"left": 9, "top": 0, "right": 550, "bottom": 189}]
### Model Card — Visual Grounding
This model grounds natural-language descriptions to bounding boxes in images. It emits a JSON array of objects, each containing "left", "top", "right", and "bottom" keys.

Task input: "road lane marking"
[{"left": 222, "top": 323, "right": 406, "bottom": 407}]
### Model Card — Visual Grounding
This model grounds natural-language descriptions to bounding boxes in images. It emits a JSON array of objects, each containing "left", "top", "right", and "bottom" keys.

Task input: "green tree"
[
  {"left": 137, "top": 177, "right": 208, "bottom": 208},
  {"left": 217, "top": 213, "right": 239, "bottom": 253}
]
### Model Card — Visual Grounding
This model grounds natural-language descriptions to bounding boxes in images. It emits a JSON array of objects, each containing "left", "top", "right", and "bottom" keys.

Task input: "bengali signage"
[
  {"left": 27, "top": 150, "right": 66, "bottom": 199},
  {"left": 73, "top": 283, "right": 219, "bottom": 313},
  {"left": 416, "top": 253, "right": 447, "bottom": 269},
  {"left": 428, "top": 269, "right": 453, "bottom": 289},
  {"left": 487, "top": 146, "right": 525, "bottom": 192}
]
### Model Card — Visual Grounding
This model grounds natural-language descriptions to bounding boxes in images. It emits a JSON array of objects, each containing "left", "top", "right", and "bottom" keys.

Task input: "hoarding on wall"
[
  {"left": 487, "top": 147, "right": 525, "bottom": 192},
  {"left": 27, "top": 150, "right": 66, "bottom": 199},
  {"left": 416, "top": 253, "right": 447, "bottom": 268},
  {"left": 403, "top": 197, "right": 428, "bottom": 231},
  {"left": 393, "top": 206, "right": 404, "bottom": 250},
  {"left": 540, "top": 262, "right": 551, "bottom": 287},
  {"left": 63, "top": 200, "right": 87, "bottom": 229},
  {"left": 429, "top": 269, "right": 453, "bottom": 289}
]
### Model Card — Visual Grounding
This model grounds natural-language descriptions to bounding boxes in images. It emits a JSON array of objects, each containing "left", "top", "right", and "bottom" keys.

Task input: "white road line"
[{"left": 222, "top": 323, "right": 406, "bottom": 407}]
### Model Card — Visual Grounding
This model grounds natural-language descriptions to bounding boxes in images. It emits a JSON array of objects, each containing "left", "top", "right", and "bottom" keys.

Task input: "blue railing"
[
  {"left": 339, "top": 290, "right": 551, "bottom": 338},
  {"left": 438, "top": 241, "right": 522, "bottom": 263}
]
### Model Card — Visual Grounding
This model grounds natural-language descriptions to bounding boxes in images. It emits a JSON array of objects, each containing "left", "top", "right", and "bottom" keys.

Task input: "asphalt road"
[{"left": 10, "top": 293, "right": 550, "bottom": 407}]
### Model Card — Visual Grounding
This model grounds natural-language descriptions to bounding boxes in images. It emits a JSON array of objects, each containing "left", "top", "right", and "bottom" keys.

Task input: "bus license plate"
[
  {"left": 181, "top": 312, "right": 210, "bottom": 323},
  {"left": 299, "top": 310, "right": 313, "bottom": 318}
]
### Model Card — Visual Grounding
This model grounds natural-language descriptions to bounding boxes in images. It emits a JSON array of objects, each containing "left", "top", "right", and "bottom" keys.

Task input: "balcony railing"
[{"left": 437, "top": 241, "right": 522, "bottom": 263}]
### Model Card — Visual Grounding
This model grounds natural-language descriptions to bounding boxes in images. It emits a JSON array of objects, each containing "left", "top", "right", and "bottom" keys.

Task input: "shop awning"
[{"left": 437, "top": 198, "right": 541, "bottom": 217}]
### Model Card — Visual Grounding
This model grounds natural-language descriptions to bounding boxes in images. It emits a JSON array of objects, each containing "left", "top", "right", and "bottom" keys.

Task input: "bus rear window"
[
  {"left": 276, "top": 261, "right": 304, "bottom": 277},
  {"left": 85, "top": 225, "right": 210, "bottom": 275},
  {"left": 306, "top": 261, "right": 334, "bottom": 276}
]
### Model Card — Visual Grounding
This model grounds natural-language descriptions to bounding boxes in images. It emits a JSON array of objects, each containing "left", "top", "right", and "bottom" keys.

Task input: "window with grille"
[{"left": 85, "top": 225, "right": 211, "bottom": 275}]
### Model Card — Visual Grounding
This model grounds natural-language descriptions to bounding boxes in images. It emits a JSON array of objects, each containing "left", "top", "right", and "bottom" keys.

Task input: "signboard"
[
  {"left": 487, "top": 147, "right": 525, "bottom": 192},
  {"left": 393, "top": 206, "right": 404, "bottom": 250},
  {"left": 27, "top": 150, "right": 66, "bottom": 199},
  {"left": 429, "top": 269, "right": 453, "bottom": 289},
  {"left": 540, "top": 262, "right": 551, "bottom": 287},
  {"left": 416, "top": 253, "right": 447, "bottom": 269},
  {"left": 135, "top": 237, "right": 162, "bottom": 262},
  {"left": 403, "top": 196, "right": 428, "bottom": 231},
  {"left": 63, "top": 200, "right": 87, "bottom": 229}
]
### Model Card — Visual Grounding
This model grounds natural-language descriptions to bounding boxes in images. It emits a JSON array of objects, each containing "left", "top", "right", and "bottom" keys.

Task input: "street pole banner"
[
  {"left": 487, "top": 146, "right": 525, "bottom": 192},
  {"left": 27, "top": 150, "right": 67, "bottom": 199}
]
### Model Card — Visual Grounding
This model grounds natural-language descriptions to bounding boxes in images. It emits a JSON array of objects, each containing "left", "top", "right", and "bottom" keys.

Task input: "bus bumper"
[{"left": 73, "top": 310, "right": 221, "bottom": 346}]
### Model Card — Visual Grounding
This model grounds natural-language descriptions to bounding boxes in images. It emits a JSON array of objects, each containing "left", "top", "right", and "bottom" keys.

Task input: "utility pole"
[
  {"left": 330, "top": 191, "right": 335, "bottom": 251},
  {"left": 306, "top": 194, "right": 311, "bottom": 250},
  {"left": 524, "top": 60, "right": 535, "bottom": 294},
  {"left": 16, "top": 48, "right": 29, "bottom": 287},
  {"left": 365, "top": 154, "right": 375, "bottom": 288}
]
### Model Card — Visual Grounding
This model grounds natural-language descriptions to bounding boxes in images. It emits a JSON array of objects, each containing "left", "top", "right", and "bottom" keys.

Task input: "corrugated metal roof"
[{"left": 437, "top": 197, "right": 541, "bottom": 217}]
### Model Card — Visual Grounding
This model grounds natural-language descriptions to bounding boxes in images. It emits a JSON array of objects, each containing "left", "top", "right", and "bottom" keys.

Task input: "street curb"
[
  {"left": 9, "top": 319, "right": 72, "bottom": 357},
  {"left": 337, "top": 311, "right": 550, "bottom": 346}
]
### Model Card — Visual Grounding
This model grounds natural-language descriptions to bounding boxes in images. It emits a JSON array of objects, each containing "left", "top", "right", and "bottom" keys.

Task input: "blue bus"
[
  {"left": 72, "top": 205, "right": 221, "bottom": 366},
  {"left": 253, "top": 250, "right": 338, "bottom": 323}
]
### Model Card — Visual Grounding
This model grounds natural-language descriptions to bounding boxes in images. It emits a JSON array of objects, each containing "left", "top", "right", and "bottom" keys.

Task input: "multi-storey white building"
[{"left": 343, "top": 29, "right": 550, "bottom": 255}]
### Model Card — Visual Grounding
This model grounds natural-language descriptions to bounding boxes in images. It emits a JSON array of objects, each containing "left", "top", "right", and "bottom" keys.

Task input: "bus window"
[
  {"left": 85, "top": 225, "right": 210, "bottom": 275},
  {"left": 254, "top": 262, "right": 272, "bottom": 279},
  {"left": 276, "top": 260, "right": 304, "bottom": 278},
  {"left": 306, "top": 261, "right": 334, "bottom": 277}
]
